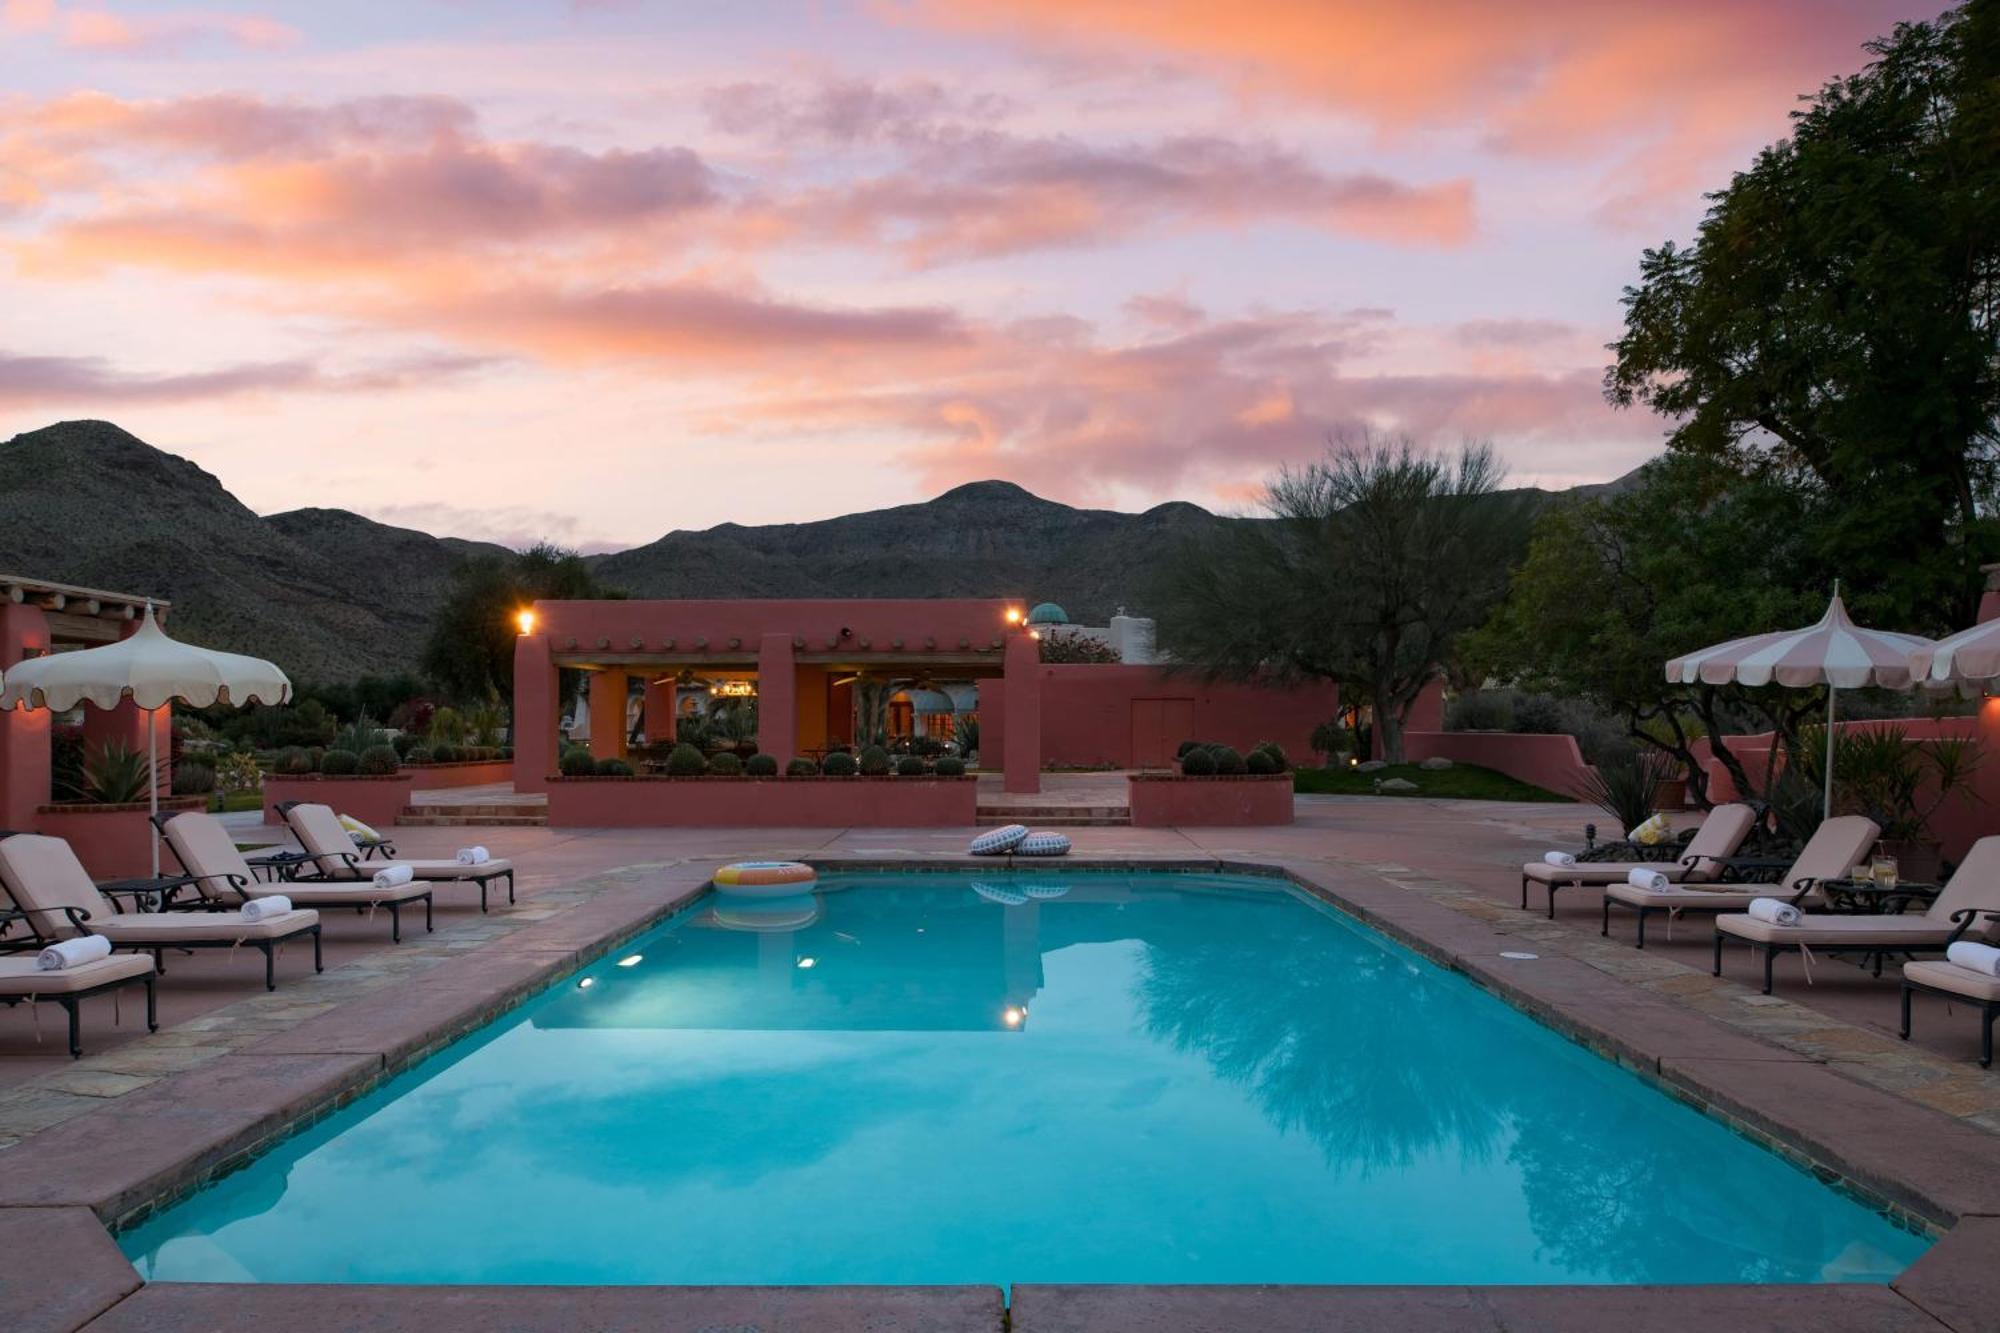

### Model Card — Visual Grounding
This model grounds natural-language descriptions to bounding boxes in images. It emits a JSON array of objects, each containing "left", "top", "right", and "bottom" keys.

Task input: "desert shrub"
[
  {"left": 391, "top": 731, "right": 420, "bottom": 757},
  {"left": 708, "top": 751, "right": 745, "bottom": 776},
  {"left": 318, "top": 748, "right": 361, "bottom": 775},
  {"left": 786, "top": 757, "right": 818, "bottom": 776},
  {"left": 933, "top": 755, "right": 966, "bottom": 777},
  {"left": 171, "top": 758, "right": 216, "bottom": 795},
  {"left": 559, "top": 748, "right": 598, "bottom": 777},
  {"left": 745, "top": 753, "right": 778, "bottom": 776},
  {"left": 1251, "top": 740, "right": 1289, "bottom": 772},
  {"left": 359, "top": 744, "right": 400, "bottom": 776},
  {"left": 216, "top": 752, "right": 263, "bottom": 794},
  {"left": 1176, "top": 738, "right": 1217, "bottom": 759},
  {"left": 405, "top": 744, "right": 434, "bottom": 765},
  {"left": 332, "top": 714, "right": 386, "bottom": 756},
  {"left": 275, "top": 746, "right": 314, "bottom": 775},
  {"left": 1245, "top": 749, "right": 1277, "bottom": 775},
  {"left": 1445, "top": 690, "right": 1515, "bottom": 732},
  {"left": 1210, "top": 745, "right": 1247, "bottom": 775},
  {"left": 665, "top": 743, "right": 707, "bottom": 776},
  {"left": 430, "top": 742, "right": 462, "bottom": 763},
  {"left": 596, "top": 757, "right": 634, "bottom": 776},
  {"left": 1512, "top": 693, "right": 1565, "bottom": 736},
  {"left": 1181, "top": 747, "right": 1217, "bottom": 776},
  {"left": 499, "top": 745, "right": 513, "bottom": 760},
  {"left": 896, "top": 755, "right": 926, "bottom": 776},
  {"left": 857, "top": 744, "right": 891, "bottom": 776},
  {"left": 821, "top": 751, "right": 858, "bottom": 776},
  {"left": 80, "top": 742, "right": 152, "bottom": 803},
  {"left": 428, "top": 706, "right": 466, "bottom": 745}
]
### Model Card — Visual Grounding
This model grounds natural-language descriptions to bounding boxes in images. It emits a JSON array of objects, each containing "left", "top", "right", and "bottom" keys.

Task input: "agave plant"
[
  {"left": 1570, "top": 750, "right": 1676, "bottom": 836},
  {"left": 75, "top": 741, "right": 154, "bottom": 805},
  {"left": 1786, "top": 722, "right": 1981, "bottom": 841}
]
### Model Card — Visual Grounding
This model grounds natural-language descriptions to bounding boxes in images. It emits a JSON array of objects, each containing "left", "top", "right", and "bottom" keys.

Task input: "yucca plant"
[
  {"left": 1570, "top": 750, "right": 1676, "bottom": 836},
  {"left": 76, "top": 741, "right": 154, "bottom": 804}
]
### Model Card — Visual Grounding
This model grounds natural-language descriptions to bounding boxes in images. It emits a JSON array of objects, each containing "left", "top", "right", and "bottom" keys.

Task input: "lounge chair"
[
  {"left": 274, "top": 802, "right": 515, "bottom": 912},
  {"left": 0, "top": 952, "right": 155, "bottom": 1058},
  {"left": 1714, "top": 833, "right": 2000, "bottom": 995},
  {"left": 0, "top": 833, "right": 321, "bottom": 991},
  {"left": 1901, "top": 951, "right": 2000, "bottom": 1068},
  {"left": 156, "top": 810, "right": 435, "bottom": 943},
  {"left": 1521, "top": 803, "right": 1758, "bottom": 919},
  {"left": 1603, "top": 814, "right": 1880, "bottom": 949}
]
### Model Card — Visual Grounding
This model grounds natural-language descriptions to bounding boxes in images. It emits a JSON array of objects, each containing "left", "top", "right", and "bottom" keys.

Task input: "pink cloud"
[
  {"left": 0, "top": 349, "right": 492, "bottom": 407},
  {"left": 59, "top": 6, "right": 298, "bottom": 52}
]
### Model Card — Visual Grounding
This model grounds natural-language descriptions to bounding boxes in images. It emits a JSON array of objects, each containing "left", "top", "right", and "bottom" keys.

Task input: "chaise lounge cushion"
[
  {"left": 1905, "top": 959, "right": 2000, "bottom": 1003},
  {"left": 0, "top": 953, "right": 153, "bottom": 994},
  {"left": 0, "top": 833, "right": 319, "bottom": 943},
  {"left": 283, "top": 804, "right": 511, "bottom": 879},
  {"left": 1524, "top": 860, "right": 1682, "bottom": 886},
  {"left": 1606, "top": 885, "right": 1791, "bottom": 912},
  {"left": 164, "top": 811, "right": 436, "bottom": 909},
  {"left": 1712, "top": 913, "right": 1957, "bottom": 947},
  {"left": 1522, "top": 803, "right": 1757, "bottom": 887}
]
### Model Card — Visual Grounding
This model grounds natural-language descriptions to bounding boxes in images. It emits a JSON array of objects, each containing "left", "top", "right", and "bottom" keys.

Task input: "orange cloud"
[{"left": 894, "top": 0, "right": 1917, "bottom": 224}]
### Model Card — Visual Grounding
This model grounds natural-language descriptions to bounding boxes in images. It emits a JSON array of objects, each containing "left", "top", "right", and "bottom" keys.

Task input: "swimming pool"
[{"left": 121, "top": 871, "right": 1928, "bottom": 1286}]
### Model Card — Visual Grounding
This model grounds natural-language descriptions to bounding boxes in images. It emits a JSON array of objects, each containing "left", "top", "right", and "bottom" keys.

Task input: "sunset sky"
[{"left": 0, "top": 0, "right": 1940, "bottom": 549}]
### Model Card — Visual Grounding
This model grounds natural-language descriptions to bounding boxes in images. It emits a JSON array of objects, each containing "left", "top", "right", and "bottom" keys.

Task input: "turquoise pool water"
[{"left": 121, "top": 872, "right": 1927, "bottom": 1286}]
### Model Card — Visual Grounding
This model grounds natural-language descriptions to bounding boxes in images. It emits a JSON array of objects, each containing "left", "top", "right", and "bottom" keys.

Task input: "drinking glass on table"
[{"left": 1870, "top": 855, "right": 1899, "bottom": 888}]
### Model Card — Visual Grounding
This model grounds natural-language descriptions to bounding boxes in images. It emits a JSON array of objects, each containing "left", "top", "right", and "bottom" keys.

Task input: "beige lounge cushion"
[
  {"left": 160, "top": 811, "right": 260, "bottom": 904},
  {"left": 1905, "top": 959, "right": 2000, "bottom": 1002},
  {"left": 1523, "top": 861, "right": 1688, "bottom": 886},
  {"left": 0, "top": 834, "right": 115, "bottom": 937},
  {"left": 381, "top": 858, "right": 512, "bottom": 879},
  {"left": 1716, "top": 913, "right": 1954, "bottom": 947},
  {"left": 0, "top": 952, "right": 153, "bottom": 994},
  {"left": 1922, "top": 836, "right": 2000, "bottom": 935},
  {"left": 93, "top": 909, "right": 319, "bottom": 943},
  {"left": 250, "top": 881, "right": 431, "bottom": 906},
  {"left": 1606, "top": 884, "right": 1784, "bottom": 912}
]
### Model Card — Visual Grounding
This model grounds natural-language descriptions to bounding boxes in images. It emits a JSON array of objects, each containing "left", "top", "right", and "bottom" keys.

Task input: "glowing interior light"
[
  {"left": 577, "top": 977, "right": 595, "bottom": 989},
  {"left": 1002, "top": 1006, "right": 1025, "bottom": 1027},
  {"left": 617, "top": 955, "right": 643, "bottom": 967},
  {"left": 515, "top": 608, "right": 536, "bottom": 635},
  {"left": 1005, "top": 608, "right": 1022, "bottom": 623}
]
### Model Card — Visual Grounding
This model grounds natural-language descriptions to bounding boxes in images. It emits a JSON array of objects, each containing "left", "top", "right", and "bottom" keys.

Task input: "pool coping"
[{"left": 0, "top": 852, "right": 1992, "bottom": 1332}]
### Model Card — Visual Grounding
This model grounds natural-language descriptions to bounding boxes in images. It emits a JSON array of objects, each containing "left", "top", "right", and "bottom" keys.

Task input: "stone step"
[
  {"left": 396, "top": 814, "right": 547, "bottom": 827},
  {"left": 976, "top": 813, "right": 1129, "bottom": 827},
  {"left": 977, "top": 806, "right": 1129, "bottom": 818}
]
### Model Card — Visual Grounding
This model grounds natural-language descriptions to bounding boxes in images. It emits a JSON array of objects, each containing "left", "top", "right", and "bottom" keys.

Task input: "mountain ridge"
[{"left": 0, "top": 419, "right": 1639, "bottom": 681}]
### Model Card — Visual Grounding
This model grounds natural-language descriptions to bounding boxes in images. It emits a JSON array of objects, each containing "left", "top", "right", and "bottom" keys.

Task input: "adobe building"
[{"left": 512, "top": 597, "right": 1338, "bottom": 796}]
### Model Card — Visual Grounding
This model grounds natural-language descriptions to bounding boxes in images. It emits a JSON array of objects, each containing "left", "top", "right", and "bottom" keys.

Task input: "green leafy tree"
[
  {"left": 421, "top": 544, "right": 622, "bottom": 702},
  {"left": 1466, "top": 456, "right": 1831, "bottom": 805},
  {"left": 1606, "top": 1, "right": 2000, "bottom": 629},
  {"left": 1152, "top": 434, "right": 1531, "bottom": 762}
]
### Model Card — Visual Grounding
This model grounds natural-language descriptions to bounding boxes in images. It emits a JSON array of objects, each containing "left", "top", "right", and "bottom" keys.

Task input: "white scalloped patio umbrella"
[
  {"left": 0, "top": 605, "right": 290, "bottom": 873},
  {"left": 1665, "top": 592, "right": 1933, "bottom": 820},
  {"left": 1909, "top": 618, "right": 2000, "bottom": 691}
]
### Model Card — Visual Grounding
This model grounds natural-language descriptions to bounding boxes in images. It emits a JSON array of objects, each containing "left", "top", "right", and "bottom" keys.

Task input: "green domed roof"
[{"left": 1027, "top": 602, "right": 1069, "bottom": 625}]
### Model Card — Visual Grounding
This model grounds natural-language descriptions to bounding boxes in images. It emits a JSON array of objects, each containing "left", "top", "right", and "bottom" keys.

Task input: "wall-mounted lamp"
[
  {"left": 515, "top": 608, "right": 536, "bottom": 635},
  {"left": 1005, "top": 608, "right": 1023, "bottom": 624}
]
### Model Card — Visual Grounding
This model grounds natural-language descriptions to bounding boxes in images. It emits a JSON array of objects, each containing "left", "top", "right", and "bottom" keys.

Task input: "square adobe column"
[
  {"left": 642, "top": 677, "right": 675, "bottom": 744},
  {"left": 0, "top": 602, "right": 52, "bottom": 829},
  {"left": 512, "top": 633, "right": 559, "bottom": 793},
  {"left": 1002, "top": 632, "right": 1041, "bottom": 794},
  {"left": 588, "top": 670, "right": 629, "bottom": 760},
  {"left": 757, "top": 633, "right": 797, "bottom": 762}
]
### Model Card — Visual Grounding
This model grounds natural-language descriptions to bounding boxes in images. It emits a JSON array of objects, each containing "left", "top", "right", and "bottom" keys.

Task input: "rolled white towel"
[
  {"left": 1542, "top": 851, "right": 1577, "bottom": 867},
  {"left": 373, "top": 864, "right": 415, "bottom": 888},
  {"left": 241, "top": 895, "right": 293, "bottom": 922},
  {"left": 1945, "top": 941, "right": 2000, "bottom": 978},
  {"left": 456, "top": 846, "right": 491, "bottom": 866},
  {"left": 1747, "top": 897, "right": 1801, "bottom": 927},
  {"left": 36, "top": 935, "right": 112, "bottom": 971},
  {"left": 1626, "top": 868, "right": 1671, "bottom": 892}
]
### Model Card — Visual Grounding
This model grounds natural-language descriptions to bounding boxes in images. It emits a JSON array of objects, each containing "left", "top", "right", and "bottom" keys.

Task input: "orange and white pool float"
[{"left": 713, "top": 861, "right": 818, "bottom": 897}]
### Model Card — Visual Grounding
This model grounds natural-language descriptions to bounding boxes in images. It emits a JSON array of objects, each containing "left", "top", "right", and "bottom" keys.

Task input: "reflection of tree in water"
[{"left": 1133, "top": 908, "right": 1515, "bottom": 1173}]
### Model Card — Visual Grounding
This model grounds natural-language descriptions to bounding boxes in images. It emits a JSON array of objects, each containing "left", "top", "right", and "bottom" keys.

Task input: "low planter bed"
[
  {"left": 261, "top": 772, "right": 414, "bottom": 827},
  {"left": 546, "top": 774, "right": 977, "bottom": 828},
  {"left": 1129, "top": 772, "right": 1293, "bottom": 826},
  {"left": 36, "top": 795, "right": 206, "bottom": 878},
  {"left": 399, "top": 759, "right": 515, "bottom": 789}
]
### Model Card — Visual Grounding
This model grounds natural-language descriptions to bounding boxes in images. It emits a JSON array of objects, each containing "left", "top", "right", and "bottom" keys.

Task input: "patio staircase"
[
  {"left": 398, "top": 799, "right": 547, "bottom": 828},
  {"left": 975, "top": 802, "right": 1130, "bottom": 828}
]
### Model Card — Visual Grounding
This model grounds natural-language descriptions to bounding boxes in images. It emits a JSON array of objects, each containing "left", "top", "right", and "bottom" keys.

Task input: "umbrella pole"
[
  {"left": 149, "top": 705, "right": 160, "bottom": 877},
  {"left": 1824, "top": 684, "right": 1837, "bottom": 823}
]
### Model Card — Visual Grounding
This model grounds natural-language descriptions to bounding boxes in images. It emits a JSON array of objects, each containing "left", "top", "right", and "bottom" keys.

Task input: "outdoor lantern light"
[
  {"left": 1005, "top": 607, "right": 1022, "bottom": 624},
  {"left": 1003, "top": 1006, "right": 1025, "bottom": 1028},
  {"left": 516, "top": 608, "right": 536, "bottom": 635}
]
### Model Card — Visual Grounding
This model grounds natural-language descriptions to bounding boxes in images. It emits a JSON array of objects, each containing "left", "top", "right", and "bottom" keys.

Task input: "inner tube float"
[
  {"left": 714, "top": 861, "right": 817, "bottom": 898},
  {"left": 969, "top": 824, "right": 1029, "bottom": 856},
  {"left": 708, "top": 894, "right": 821, "bottom": 932}
]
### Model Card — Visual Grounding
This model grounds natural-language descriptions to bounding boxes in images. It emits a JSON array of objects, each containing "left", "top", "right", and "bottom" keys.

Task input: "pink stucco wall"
[
  {"left": 1128, "top": 775, "right": 1294, "bottom": 826},
  {"left": 983, "top": 666, "right": 1338, "bottom": 770},
  {"left": 37, "top": 797, "right": 204, "bottom": 880},
  {"left": 262, "top": 775, "right": 414, "bottom": 828},
  {"left": 1402, "top": 731, "right": 1596, "bottom": 799},
  {"left": 403, "top": 761, "right": 515, "bottom": 790},
  {"left": 546, "top": 776, "right": 977, "bottom": 827}
]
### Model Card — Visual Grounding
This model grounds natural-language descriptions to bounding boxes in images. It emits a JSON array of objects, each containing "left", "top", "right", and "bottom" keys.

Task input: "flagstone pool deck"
[{"left": 0, "top": 789, "right": 1995, "bottom": 1330}]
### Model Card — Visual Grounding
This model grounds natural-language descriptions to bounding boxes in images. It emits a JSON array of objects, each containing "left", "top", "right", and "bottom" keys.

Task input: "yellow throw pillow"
[{"left": 338, "top": 813, "right": 381, "bottom": 843}]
